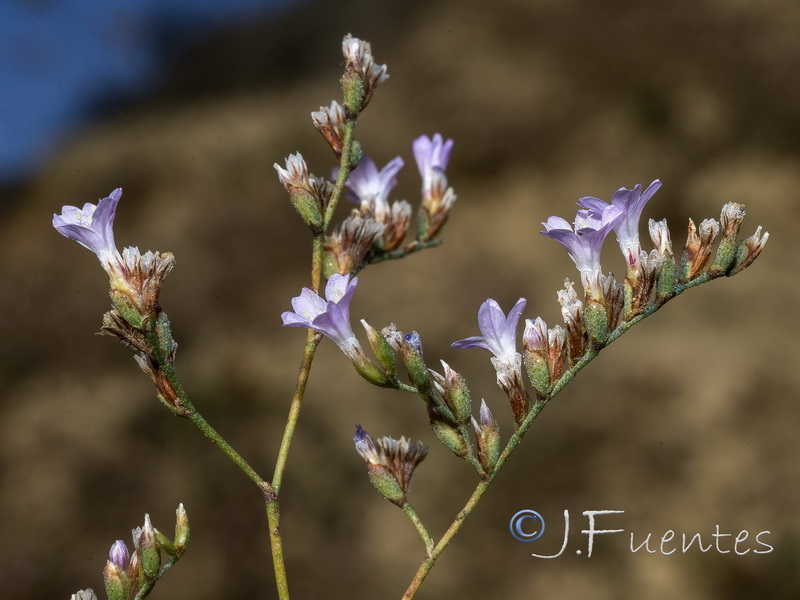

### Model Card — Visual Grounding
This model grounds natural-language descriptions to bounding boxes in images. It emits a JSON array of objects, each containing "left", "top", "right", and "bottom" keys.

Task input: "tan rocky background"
[{"left": 2, "top": 0, "right": 799, "bottom": 598}]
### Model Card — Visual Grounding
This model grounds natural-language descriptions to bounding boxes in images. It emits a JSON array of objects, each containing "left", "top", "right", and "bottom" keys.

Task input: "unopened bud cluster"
[{"left": 68, "top": 506, "right": 189, "bottom": 600}]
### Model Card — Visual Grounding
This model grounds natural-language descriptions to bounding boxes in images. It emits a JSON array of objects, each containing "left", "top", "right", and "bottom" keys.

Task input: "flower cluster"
[
  {"left": 53, "top": 189, "right": 175, "bottom": 328},
  {"left": 70, "top": 507, "right": 189, "bottom": 600},
  {"left": 321, "top": 134, "right": 455, "bottom": 275},
  {"left": 353, "top": 425, "right": 428, "bottom": 507}
]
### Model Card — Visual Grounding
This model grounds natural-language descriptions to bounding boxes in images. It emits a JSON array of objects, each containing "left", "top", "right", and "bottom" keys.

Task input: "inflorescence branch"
[{"left": 53, "top": 34, "right": 768, "bottom": 600}]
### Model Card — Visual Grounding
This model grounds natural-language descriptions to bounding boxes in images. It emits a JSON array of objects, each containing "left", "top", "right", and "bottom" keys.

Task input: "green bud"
[
  {"left": 174, "top": 503, "right": 190, "bottom": 554},
  {"left": 155, "top": 311, "right": 176, "bottom": 361},
  {"left": 348, "top": 140, "right": 363, "bottom": 169},
  {"left": 523, "top": 353, "right": 550, "bottom": 400},
  {"left": 352, "top": 355, "right": 392, "bottom": 387},
  {"left": 584, "top": 301, "right": 609, "bottom": 348},
  {"left": 288, "top": 188, "right": 323, "bottom": 230},
  {"left": 361, "top": 320, "right": 396, "bottom": 378},
  {"left": 110, "top": 290, "right": 146, "bottom": 330},
  {"left": 416, "top": 209, "right": 431, "bottom": 242},
  {"left": 154, "top": 529, "right": 176, "bottom": 556},
  {"left": 341, "top": 71, "right": 365, "bottom": 116},
  {"left": 439, "top": 362, "right": 471, "bottom": 424},
  {"left": 709, "top": 236, "right": 737, "bottom": 276},
  {"left": 472, "top": 400, "right": 501, "bottom": 473},
  {"left": 366, "top": 464, "right": 406, "bottom": 506},
  {"left": 655, "top": 255, "right": 678, "bottom": 301},
  {"left": 429, "top": 407, "right": 468, "bottom": 458},
  {"left": 138, "top": 515, "right": 161, "bottom": 581},
  {"left": 103, "top": 561, "right": 131, "bottom": 600}
]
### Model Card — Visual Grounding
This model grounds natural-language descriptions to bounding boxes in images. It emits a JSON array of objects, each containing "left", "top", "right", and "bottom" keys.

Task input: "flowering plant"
[{"left": 53, "top": 35, "right": 768, "bottom": 600}]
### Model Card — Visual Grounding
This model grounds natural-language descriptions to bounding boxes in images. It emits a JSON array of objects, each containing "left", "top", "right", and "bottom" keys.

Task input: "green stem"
[
  {"left": 401, "top": 273, "right": 722, "bottom": 599},
  {"left": 267, "top": 115, "right": 360, "bottom": 598},
  {"left": 403, "top": 502, "right": 434, "bottom": 556},
  {"left": 132, "top": 555, "right": 181, "bottom": 600},
  {"left": 324, "top": 119, "right": 358, "bottom": 229},
  {"left": 147, "top": 340, "right": 292, "bottom": 598},
  {"left": 153, "top": 347, "right": 269, "bottom": 492}
]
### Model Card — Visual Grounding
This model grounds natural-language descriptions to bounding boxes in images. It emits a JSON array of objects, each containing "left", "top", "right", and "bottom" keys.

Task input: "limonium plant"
[{"left": 53, "top": 35, "right": 769, "bottom": 600}]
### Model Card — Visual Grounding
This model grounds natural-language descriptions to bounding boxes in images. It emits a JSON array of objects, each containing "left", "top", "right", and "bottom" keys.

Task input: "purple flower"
[
  {"left": 346, "top": 155, "right": 404, "bottom": 219},
  {"left": 282, "top": 274, "right": 362, "bottom": 359},
  {"left": 53, "top": 188, "right": 125, "bottom": 276},
  {"left": 452, "top": 298, "right": 526, "bottom": 364},
  {"left": 108, "top": 540, "right": 129, "bottom": 570},
  {"left": 578, "top": 180, "right": 662, "bottom": 267},
  {"left": 413, "top": 133, "right": 453, "bottom": 177},
  {"left": 541, "top": 203, "right": 624, "bottom": 293}
]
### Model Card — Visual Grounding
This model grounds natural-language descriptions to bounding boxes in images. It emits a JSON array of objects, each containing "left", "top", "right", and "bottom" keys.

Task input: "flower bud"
[
  {"left": 428, "top": 405, "right": 469, "bottom": 458},
  {"left": 274, "top": 153, "right": 324, "bottom": 230},
  {"left": 709, "top": 203, "right": 746, "bottom": 276},
  {"left": 311, "top": 100, "right": 346, "bottom": 156},
  {"left": 383, "top": 326, "right": 432, "bottom": 393},
  {"left": 137, "top": 514, "right": 161, "bottom": 581},
  {"left": 103, "top": 559, "right": 131, "bottom": 600},
  {"left": 584, "top": 298, "right": 609, "bottom": 349},
  {"left": 438, "top": 361, "right": 472, "bottom": 424},
  {"left": 729, "top": 226, "right": 769, "bottom": 275},
  {"left": 354, "top": 425, "right": 427, "bottom": 507},
  {"left": 361, "top": 320, "right": 396, "bottom": 378},
  {"left": 174, "top": 503, "right": 190, "bottom": 554},
  {"left": 472, "top": 400, "right": 501, "bottom": 473},
  {"left": 71, "top": 590, "right": 98, "bottom": 600},
  {"left": 523, "top": 318, "right": 551, "bottom": 400},
  {"left": 680, "top": 218, "right": 719, "bottom": 282}
]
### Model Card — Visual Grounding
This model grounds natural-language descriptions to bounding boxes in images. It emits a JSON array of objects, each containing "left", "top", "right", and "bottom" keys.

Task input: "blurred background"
[{"left": 1, "top": 0, "right": 799, "bottom": 598}]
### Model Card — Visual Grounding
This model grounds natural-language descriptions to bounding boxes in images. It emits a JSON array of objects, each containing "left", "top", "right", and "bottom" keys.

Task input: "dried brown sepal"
[
  {"left": 100, "top": 310, "right": 149, "bottom": 353},
  {"left": 601, "top": 272, "right": 624, "bottom": 332},
  {"left": 311, "top": 100, "right": 346, "bottom": 156},
  {"left": 120, "top": 249, "right": 175, "bottom": 316},
  {"left": 557, "top": 280, "right": 586, "bottom": 363},
  {"left": 729, "top": 226, "right": 769, "bottom": 275},
  {"left": 324, "top": 215, "right": 385, "bottom": 275},
  {"left": 418, "top": 170, "right": 456, "bottom": 241},
  {"left": 354, "top": 425, "right": 427, "bottom": 506},
  {"left": 681, "top": 218, "right": 719, "bottom": 282},
  {"left": 134, "top": 354, "right": 188, "bottom": 417}
]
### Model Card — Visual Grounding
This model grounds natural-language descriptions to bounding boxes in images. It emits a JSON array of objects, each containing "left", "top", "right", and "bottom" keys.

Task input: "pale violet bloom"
[
  {"left": 541, "top": 203, "right": 624, "bottom": 294},
  {"left": 282, "top": 274, "right": 362, "bottom": 360},
  {"left": 578, "top": 180, "right": 662, "bottom": 267},
  {"left": 413, "top": 133, "right": 453, "bottom": 176},
  {"left": 346, "top": 155, "right": 404, "bottom": 220},
  {"left": 413, "top": 133, "right": 454, "bottom": 195},
  {"left": 52, "top": 188, "right": 125, "bottom": 276},
  {"left": 452, "top": 298, "right": 526, "bottom": 364},
  {"left": 108, "top": 540, "right": 130, "bottom": 570}
]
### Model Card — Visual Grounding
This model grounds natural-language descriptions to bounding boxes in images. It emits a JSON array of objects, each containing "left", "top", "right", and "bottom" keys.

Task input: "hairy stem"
[
  {"left": 267, "top": 116, "right": 360, "bottom": 599},
  {"left": 403, "top": 502, "right": 435, "bottom": 556},
  {"left": 132, "top": 555, "right": 181, "bottom": 600}
]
